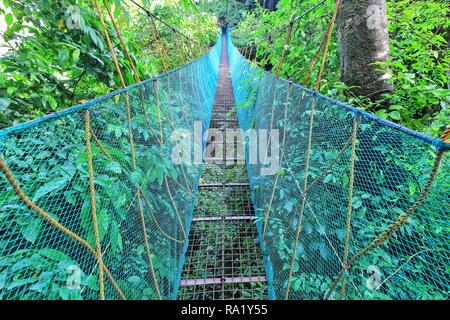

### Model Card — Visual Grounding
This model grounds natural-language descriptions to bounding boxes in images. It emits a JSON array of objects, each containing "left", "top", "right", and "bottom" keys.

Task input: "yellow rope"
[
  {"left": 92, "top": 0, "right": 161, "bottom": 298},
  {"left": 102, "top": 0, "right": 141, "bottom": 82},
  {"left": 325, "top": 136, "right": 449, "bottom": 299},
  {"left": 154, "top": 80, "right": 164, "bottom": 143},
  {"left": 264, "top": 36, "right": 273, "bottom": 66},
  {"left": 302, "top": 35, "right": 326, "bottom": 86},
  {"left": 148, "top": 14, "right": 171, "bottom": 71},
  {"left": 276, "top": 22, "right": 294, "bottom": 77},
  {"left": 301, "top": 1, "right": 341, "bottom": 89},
  {"left": 140, "top": 188, "right": 184, "bottom": 244},
  {"left": 90, "top": 127, "right": 114, "bottom": 161},
  {"left": 125, "top": 94, "right": 137, "bottom": 168},
  {"left": 92, "top": 0, "right": 126, "bottom": 88},
  {"left": 164, "top": 176, "right": 187, "bottom": 240},
  {"left": 340, "top": 118, "right": 359, "bottom": 300},
  {"left": 173, "top": 29, "right": 187, "bottom": 65},
  {"left": 262, "top": 85, "right": 292, "bottom": 239},
  {"left": 315, "top": 0, "right": 342, "bottom": 91},
  {"left": 186, "top": 38, "right": 195, "bottom": 60},
  {"left": 284, "top": 97, "right": 315, "bottom": 299},
  {"left": 286, "top": 4, "right": 342, "bottom": 297},
  {"left": 84, "top": 110, "right": 105, "bottom": 300},
  {"left": 262, "top": 173, "right": 279, "bottom": 240},
  {"left": 140, "top": 90, "right": 163, "bottom": 146},
  {"left": 137, "top": 190, "right": 162, "bottom": 299},
  {"left": 0, "top": 155, "right": 126, "bottom": 300},
  {"left": 78, "top": 101, "right": 114, "bottom": 161},
  {"left": 440, "top": 126, "right": 450, "bottom": 143},
  {"left": 265, "top": 128, "right": 356, "bottom": 244},
  {"left": 92, "top": 0, "right": 137, "bottom": 167}
]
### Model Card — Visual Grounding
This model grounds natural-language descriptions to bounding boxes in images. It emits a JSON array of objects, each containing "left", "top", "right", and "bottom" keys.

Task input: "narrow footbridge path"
[{"left": 177, "top": 35, "right": 268, "bottom": 300}]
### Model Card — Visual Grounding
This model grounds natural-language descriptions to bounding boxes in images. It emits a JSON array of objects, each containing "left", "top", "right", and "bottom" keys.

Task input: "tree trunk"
[
  {"left": 447, "top": 29, "right": 450, "bottom": 90},
  {"left": 260, "top": 0, "right": 280, "bottom": 11},
  {"left": 336, "top": 0, "right": 394, "bottom": 102}
]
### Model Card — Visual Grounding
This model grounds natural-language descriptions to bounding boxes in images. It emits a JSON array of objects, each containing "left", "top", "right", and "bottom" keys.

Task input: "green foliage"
[
  {"left": 232, "top": 0, "right": 450, "bottom": 138},
  {"left": 203, "top": 0, "right": 258, "bottom": 29},
  {"left": 0, "top": 0, "right": 218, "bottom": 129},
  {"left": 0, "top": 78, "right": 203, "bottom": 299},
  {"left": 383, "top": 0, "right": 450, "bottom": 136}
]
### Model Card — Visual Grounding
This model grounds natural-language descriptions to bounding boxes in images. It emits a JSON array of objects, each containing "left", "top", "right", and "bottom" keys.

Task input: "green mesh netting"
[
  {"left": 227, "top": 32, "right": 450, "bottom": 300},
  {"left": 0, "top": 36, "right": 222, "bottom": 300}
]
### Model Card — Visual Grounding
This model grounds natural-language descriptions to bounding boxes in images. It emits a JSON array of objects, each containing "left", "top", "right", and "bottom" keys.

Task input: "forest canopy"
[{"left": 0, "top": 0, "right": 449, "bottom": 137}]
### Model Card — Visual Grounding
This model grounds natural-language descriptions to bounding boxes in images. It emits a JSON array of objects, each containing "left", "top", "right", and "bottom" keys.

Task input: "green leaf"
[
  {"left": 21, "top": 216, "right": 42, "bottom": 243},
  {"left": 0, "top": 98, "right": 12, "bottom": 111},
  {"left": 39, "top": 248, "right": 72, "bottom": 262},
  {"left": 32, "top": 176, "right": 72, "bottom": 203},
  {"left": 127, "top": 276, "right": 141, "bottom": 285},
  {"left": 110, "top": 220, "right": 123, "bottom": 254},
  {"left": 389, "top": 111, "right": 401, "bottom": 121},
  {"left": 5, "top": 13, "right": 13, "bottom": 25},
  {"left": 105, "top": 162, "right": 122, "bottom": 174},
  {"left": 72, "top": 49, "right": 80, "bottom": 61}
]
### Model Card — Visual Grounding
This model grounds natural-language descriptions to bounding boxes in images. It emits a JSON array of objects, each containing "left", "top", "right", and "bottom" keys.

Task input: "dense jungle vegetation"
[
  {"left": 0, "top": 0, "right": 218, "bottom": 127},
  {"left": 230, "top": 0, "right": 449, "bottom": 137}
]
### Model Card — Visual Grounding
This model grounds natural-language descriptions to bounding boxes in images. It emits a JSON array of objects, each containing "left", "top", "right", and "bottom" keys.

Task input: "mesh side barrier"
[
  {"left": 227, "top": 32, "right": 450, "bottom": 300},
  {"left": 0, "top": 35, "right": 222, "bottom": 300}
]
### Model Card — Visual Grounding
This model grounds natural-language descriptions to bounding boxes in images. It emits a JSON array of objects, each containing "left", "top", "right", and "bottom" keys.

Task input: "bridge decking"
[{"left": 177, "top": 35, "right": 268, "bottom": 300}]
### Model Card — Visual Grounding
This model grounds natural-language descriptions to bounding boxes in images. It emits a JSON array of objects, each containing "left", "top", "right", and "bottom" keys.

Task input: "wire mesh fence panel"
[
  {"left": 227, "top": 32, "right": 450, "bottom": 300},
  {"left": 0, "top": 37, "right": 222, "bottom": 300}
]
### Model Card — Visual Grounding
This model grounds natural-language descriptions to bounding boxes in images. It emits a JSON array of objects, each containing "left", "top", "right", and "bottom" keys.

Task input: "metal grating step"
[
  {"left": 179, "top": 276, "right": 267, "bottom": 287},
  {"left": 193, "top": 186, "right": 254, "bottom": 218},
  {"left": 198, "top": 182, "right": 250, "bottom": 187}
]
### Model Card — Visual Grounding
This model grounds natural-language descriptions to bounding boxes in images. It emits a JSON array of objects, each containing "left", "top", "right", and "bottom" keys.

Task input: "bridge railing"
[
  {"left": 0, "top": 36, "right": 222, "bottom": 300},
  {"left": 227, "top": 31, "right": 450, "bottom": 300}
]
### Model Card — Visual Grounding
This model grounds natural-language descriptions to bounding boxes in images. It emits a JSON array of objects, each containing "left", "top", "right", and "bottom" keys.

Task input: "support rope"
[
  {"left": 285, "top": 1, "right": 343, "bottom": 299},
  {"left": 164, "top": 176, "right": 187, "bottom": 240},
  {"left": 84, "top": 110, "right": 105, "bottom": 300},
  {"left": 340, "top": 117, "right": 359, "bottom": 300},
  {"left": 137, "top": 190, "right": 162, "bottom": 299},
  {"left": 325, "top": 126, "right": 450, "bottom": 299},
  {"left": 102, "top": 0, "right": 141, "bottom": 82},
  {"left": 0, "top": 156, "right": 126, "bottom": 300},
  {"left": 148, "top": 13, "right": 172, "bottom": 71},
  {"left": 173, "top": 29, "right": 187, "bottom": 65},
  {"left": 315, "top": 0, "right": 342, "bottom": 91},
  {"left": 140, "top": 188, "right": 184, "bottom": 244},
  {"left": 276, "top": 22, "right": 294, "bottom": 77},
  {"left": 262, "top": 84, "right": 292, "bottom": 239},
  {"left": 92, "top": 0, "right": 161, "bottom": 298}
]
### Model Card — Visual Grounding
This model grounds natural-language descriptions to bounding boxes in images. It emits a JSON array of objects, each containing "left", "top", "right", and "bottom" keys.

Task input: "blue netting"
[
  {"left": 0, "top": 35, "right": 222, "bottom": 300},
  {"left": 1, "top": 28, "right": 449, "bottom": 300},
  {"left": 227, "top": 31, "right": 450, "bottom": 300}
]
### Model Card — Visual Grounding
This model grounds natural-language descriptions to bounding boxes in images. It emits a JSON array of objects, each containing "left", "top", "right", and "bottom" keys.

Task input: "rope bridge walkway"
[
  {"left": 0, "top": 1, "right": 450, "bottom": 300},
  {"left": 177, "top": 36, "right": 267, "bottom": 300}
]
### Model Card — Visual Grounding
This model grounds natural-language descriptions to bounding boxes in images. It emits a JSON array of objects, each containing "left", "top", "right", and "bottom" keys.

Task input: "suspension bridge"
[{"left": 0, "top": 1, "right": 449, "bottom": 300}]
